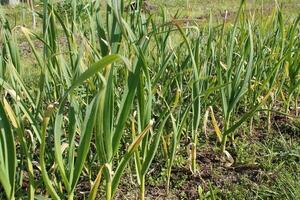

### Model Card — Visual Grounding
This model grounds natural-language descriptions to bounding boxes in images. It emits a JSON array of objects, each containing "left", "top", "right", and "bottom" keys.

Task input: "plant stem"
[
  {"left": 140, "top": 175, "right": 145, "bottom": 200},
  {"left": 286, "top": 95, "right": 292, "bottom": 114},
  {"left": 221, "top": 134, "right": 228, "bottom": 153},
  {"left": 191, "top": 142, "right": 197, "bottom": 173},
  {"left": 68, "top": 193, "right": 74, "bottom": 200},
  {"left": 267, "top": 104, "right": 272, "bottom": 133},
  {"left": 221, "top": 117, "right": 230, "bottom": 153},
  {"left": 166, "top": 164, "right": 171, "bottom": 195},
  {"left": 106, "top": 177, "right": 112, "bottom": 200}
]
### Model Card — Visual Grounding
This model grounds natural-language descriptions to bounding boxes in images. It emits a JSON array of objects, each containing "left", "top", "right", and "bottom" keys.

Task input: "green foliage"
[{"left": 0, "top": 0, "right": 299, "bottom": 199}]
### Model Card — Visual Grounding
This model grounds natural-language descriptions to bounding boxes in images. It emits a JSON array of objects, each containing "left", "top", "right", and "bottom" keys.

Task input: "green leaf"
[{"left": 0, "top": 101, "right": 16, "bottom": 199}]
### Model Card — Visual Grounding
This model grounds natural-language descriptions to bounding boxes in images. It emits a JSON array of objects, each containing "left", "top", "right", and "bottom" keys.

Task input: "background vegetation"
[{"left": 0, "top": 0, "right": 299, "bottom": 199}]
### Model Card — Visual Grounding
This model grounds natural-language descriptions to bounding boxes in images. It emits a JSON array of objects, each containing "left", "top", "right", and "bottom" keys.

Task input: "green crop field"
[{"left": 0, "top": 0, "right": 300, "bottom": 199}]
